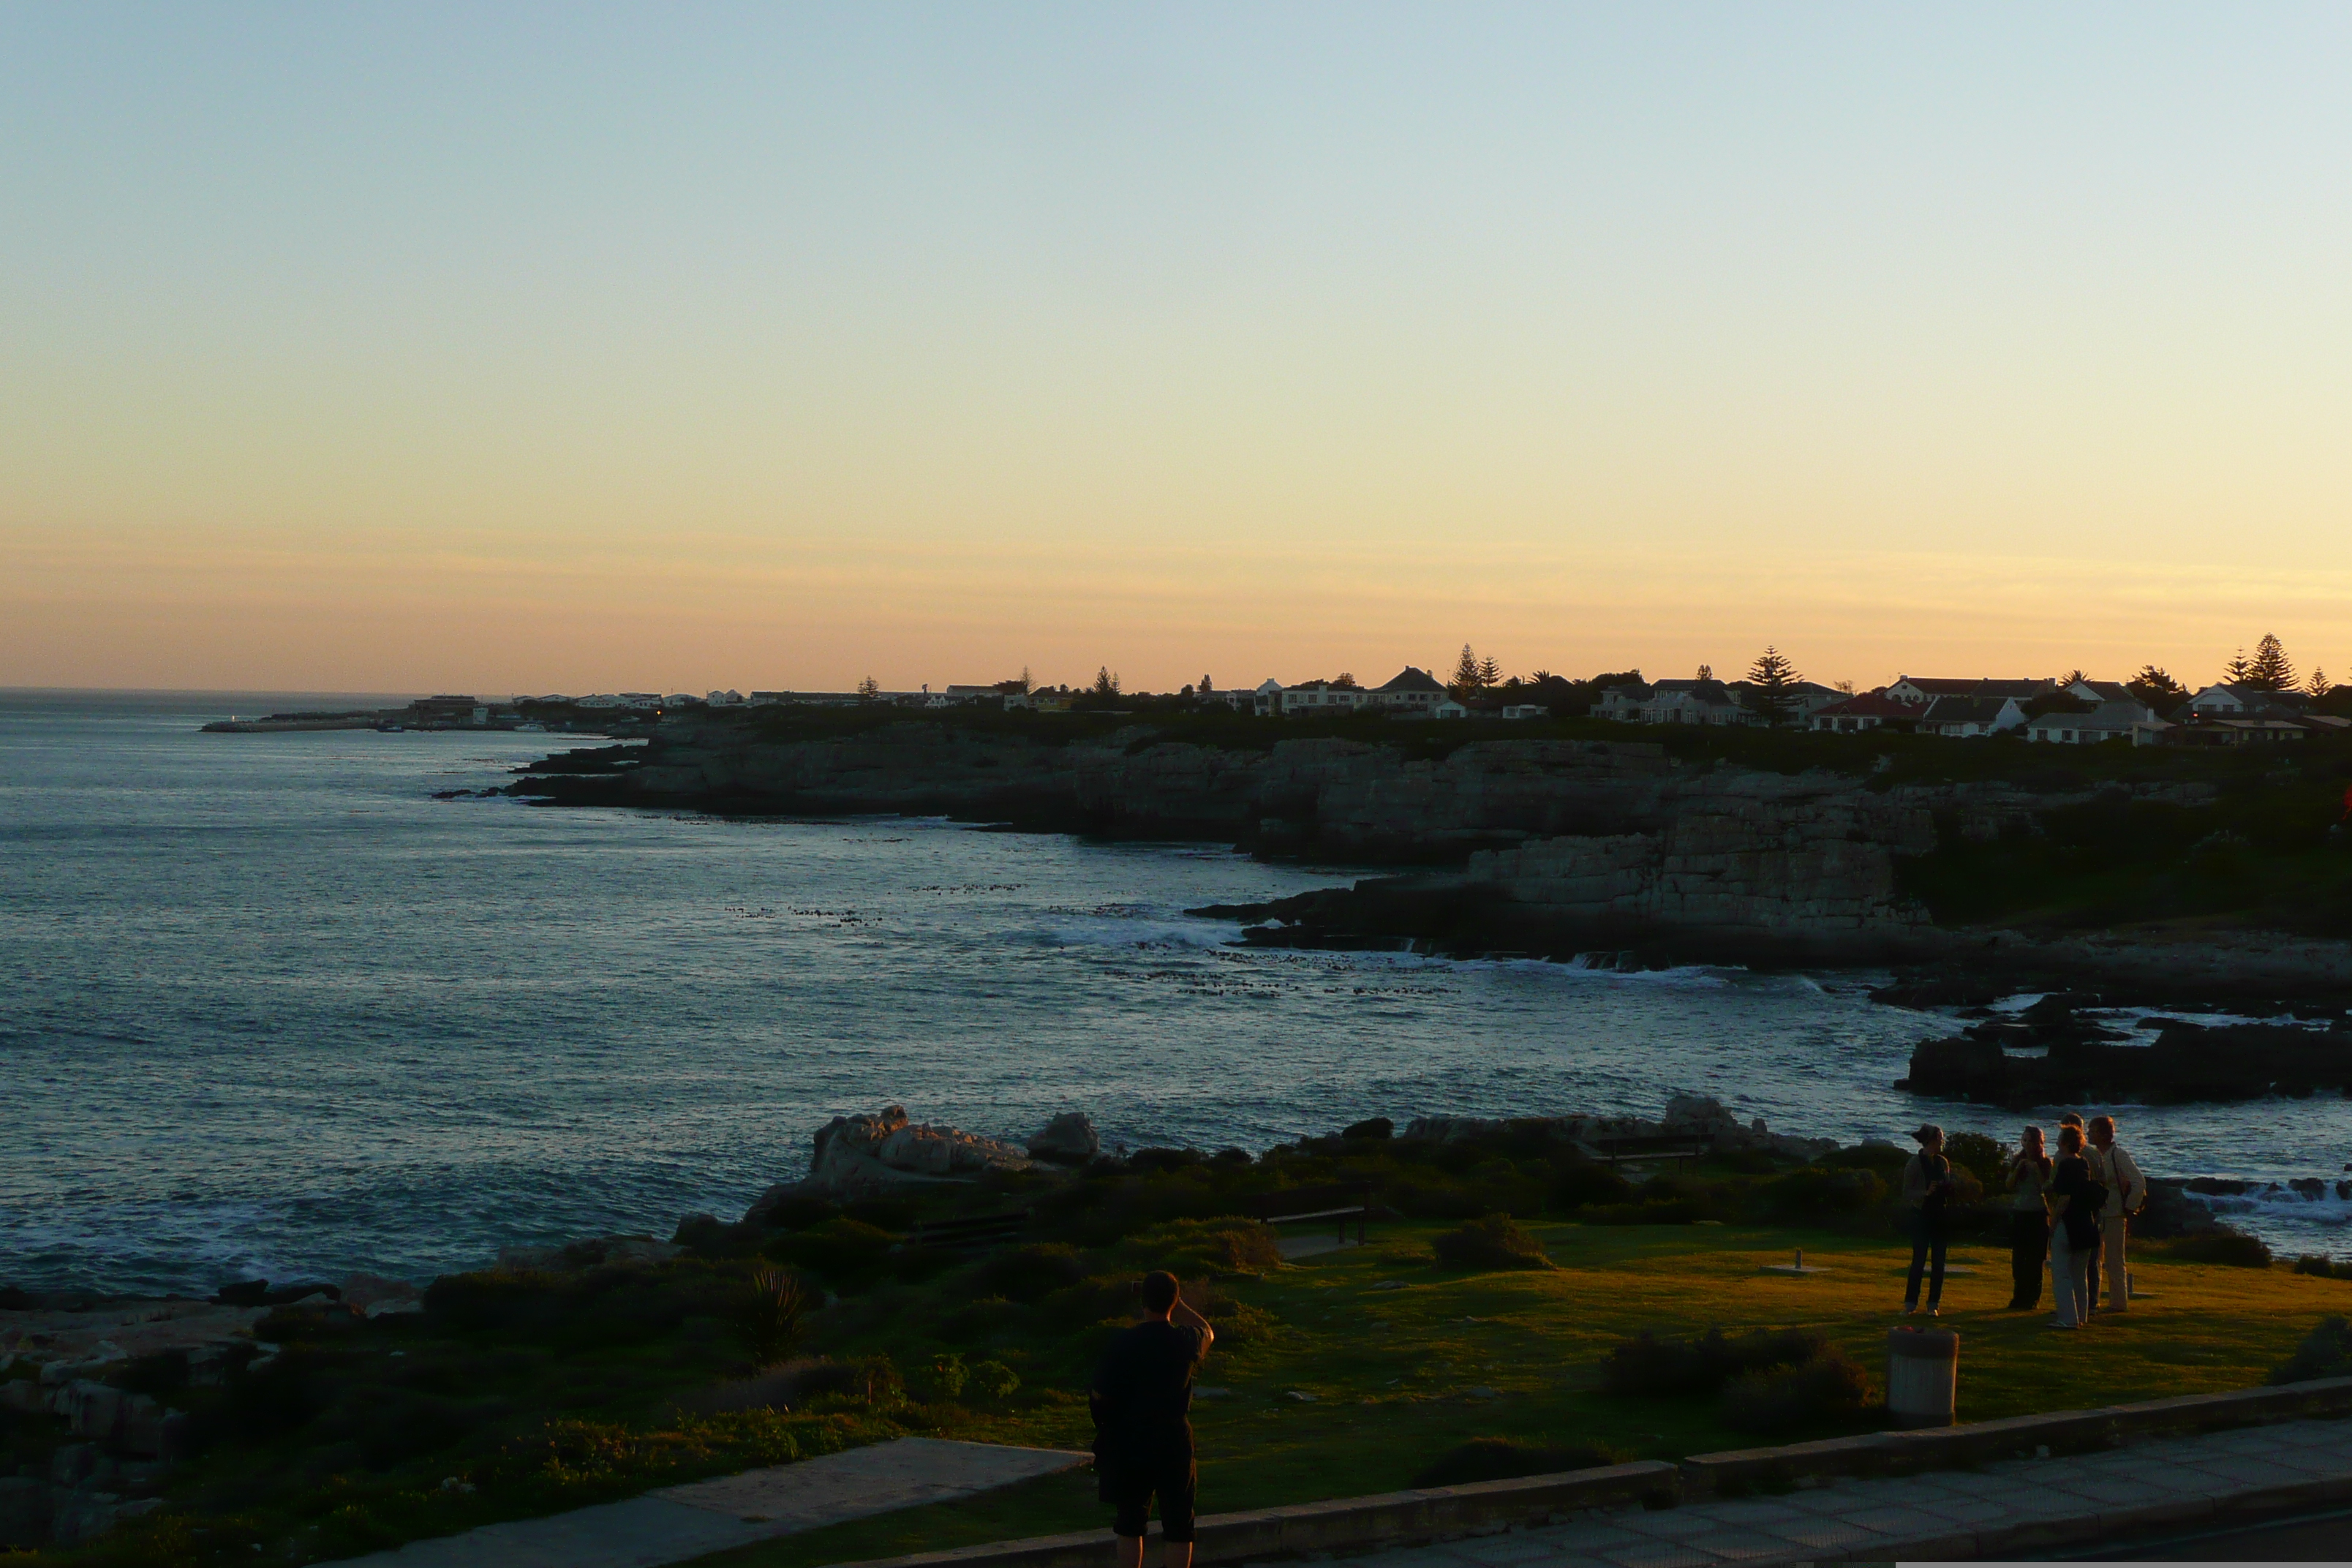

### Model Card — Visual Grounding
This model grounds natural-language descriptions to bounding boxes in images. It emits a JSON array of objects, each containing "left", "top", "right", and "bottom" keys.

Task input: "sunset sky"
[{"left": 6, "top": 4, "right": 2350, "bottom": 696}]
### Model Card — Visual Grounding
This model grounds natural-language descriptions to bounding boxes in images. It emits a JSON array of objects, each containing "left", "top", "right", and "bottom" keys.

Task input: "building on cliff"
[
  {"left": 1809, "top": 692, "right": 1926, "bottom": 733},
  {"left": 1918, "top": 694, "right": 2029, "bottom": 736},
  {"left": 1885, "top": 675, "right": 2056, "bottom": 705},
  {"left": 2024, "top": 700, "right": 2170, "bottom": 746}
]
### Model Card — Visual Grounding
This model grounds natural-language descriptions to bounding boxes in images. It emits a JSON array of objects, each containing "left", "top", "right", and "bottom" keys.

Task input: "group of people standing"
[{"left": 1901, "top": 1116, "right": 2146, "bottom": 1329}]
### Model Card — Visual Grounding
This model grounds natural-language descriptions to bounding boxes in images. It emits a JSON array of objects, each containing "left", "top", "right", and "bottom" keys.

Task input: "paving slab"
[{"left": 328, "top": 1438, "right": 1088, "bottom": 1567}]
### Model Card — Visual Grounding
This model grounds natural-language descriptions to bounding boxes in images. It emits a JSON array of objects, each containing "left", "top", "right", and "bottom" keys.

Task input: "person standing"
[
  {"left": 1901, "top": 1124, "right": 1956, "bottom": 1316},
  {"left": 2005, "top": 1126, "right": 2052, "bottom": 1310},
  {"left": 1093, "top": 1270, "right": 1215, "bottom": 1568},
  {"left": 2058, "top": 1112, "right": 2096, "bottom": 1308},
  {"left": 2087, "top": 1115, "right": 2146, "bottom": 1313},
  {"left": 2048, "top": 1124, "right": 2103, "bottom": 1330}
]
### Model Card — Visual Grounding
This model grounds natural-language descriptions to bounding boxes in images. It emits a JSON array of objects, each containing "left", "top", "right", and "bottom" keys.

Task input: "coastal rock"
[
  {"left": 1400, "top": 1100, "right": 1833, "bottom": 1163},
  {"left": 1902, "top": 1019, "right": 2352, "bottom": 1105},
  {"left": 1028, "top": 1112, "right": 1100, "bottom": 1165},
  {"left": 496, "top": 1236, "right": 681, "bottom": 1272},
  {"left": 754, "top": 1104, "right": 1039, "bottom": 1207},
  {"left": 341, "top": 1272, "right": 423, "bottom": 1318}
]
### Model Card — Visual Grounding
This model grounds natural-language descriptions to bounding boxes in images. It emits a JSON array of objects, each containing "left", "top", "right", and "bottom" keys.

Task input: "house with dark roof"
[
  {"left": 1808, "top": 692, "right": 1926, "bottom": 734},
  {"left": 2184, "top": 683, "right": 2311, "bottom": 719},
  {"left": 1920, "top": 695, "right": 2028, "bottom": 736},
  {"left": 1594, "top": 682, "right": 1652, "bottom": 723},
  {"left": 1365, "top": 666, "right": 1451, "bottom": 717},
  {"left": 2024, "top": 701, "right": 2168, "bottom": 747},
  {"left": 1640, "top": 679, "right": 1746, "bottom": 725},
  {"left": 1885, "top": 676, "right": 2056, "bottom": 706}
]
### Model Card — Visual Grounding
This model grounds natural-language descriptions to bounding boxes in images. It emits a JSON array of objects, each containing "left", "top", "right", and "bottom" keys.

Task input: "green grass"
[{"left": 687, "top": 1218, "right": 2349, "bottom": 1568}]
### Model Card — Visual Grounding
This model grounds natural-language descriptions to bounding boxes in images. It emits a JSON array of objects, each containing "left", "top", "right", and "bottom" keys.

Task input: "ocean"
[{"left": 4, "top": 690, "right": 2347, "bottom": 1295}]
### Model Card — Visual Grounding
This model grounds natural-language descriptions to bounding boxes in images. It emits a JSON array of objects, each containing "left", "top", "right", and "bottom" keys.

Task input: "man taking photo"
[{"left": 1093, "top": 1270, "right": 1215, "bottom": 1568}]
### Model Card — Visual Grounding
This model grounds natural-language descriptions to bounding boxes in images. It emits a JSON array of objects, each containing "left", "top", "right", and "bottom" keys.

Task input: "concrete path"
[
  {"left": 1356, "top": 1416, "right": 2352, "bottom": 1568},
  {"left": 331, "top": 1437, "right": 1088, "bottom": 1568}
]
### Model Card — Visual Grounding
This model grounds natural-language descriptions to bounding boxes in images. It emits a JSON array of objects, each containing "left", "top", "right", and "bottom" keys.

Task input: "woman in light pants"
[{"left": 2047, "top": 1123, "right": 2097, "bottom": 1330}]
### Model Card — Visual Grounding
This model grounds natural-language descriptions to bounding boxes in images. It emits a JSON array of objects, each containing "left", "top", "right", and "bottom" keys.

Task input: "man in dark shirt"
[{"left": 1093, "top": 1270, "right": 1215, "bottom": 1568}]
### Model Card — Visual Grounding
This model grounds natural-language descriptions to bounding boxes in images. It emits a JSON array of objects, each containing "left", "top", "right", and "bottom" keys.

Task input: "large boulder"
[
  {"left": 1027, "top": 1112, "right": 1100, "bottom": 1165},
  {"left": 751, "top": 1104, "right": 1039, "bottom": 1208}
]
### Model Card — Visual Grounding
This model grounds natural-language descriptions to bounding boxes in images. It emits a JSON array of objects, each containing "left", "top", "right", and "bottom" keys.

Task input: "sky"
[{"left": 4, "top": 3, "right": 2350, "bottom": 696}]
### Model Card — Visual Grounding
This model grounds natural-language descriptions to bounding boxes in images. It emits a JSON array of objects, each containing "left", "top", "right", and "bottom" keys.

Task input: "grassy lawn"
[{"left": 690, "top": 1218, "right": 2347, "bottom": 1568}]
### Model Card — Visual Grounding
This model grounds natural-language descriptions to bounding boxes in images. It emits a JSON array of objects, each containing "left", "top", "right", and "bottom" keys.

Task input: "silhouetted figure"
[
  {"left": 1093, "top": 1270, "right": 1216, "bottom": 1568},
  {"left": 2006, "top": 1125, "right": 2052, "bottom": 1310},
  {"left": 1901, "top": 1123, "right": 1955, "bottom": 1316},
  {"left": 2049, "top": 1123, "right": 2106, "bottom": 1330}
]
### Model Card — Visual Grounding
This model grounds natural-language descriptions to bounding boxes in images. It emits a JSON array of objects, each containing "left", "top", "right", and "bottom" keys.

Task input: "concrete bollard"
[{"left": 1886, "top": 1327, "right": 1958, "bottom": 1429}]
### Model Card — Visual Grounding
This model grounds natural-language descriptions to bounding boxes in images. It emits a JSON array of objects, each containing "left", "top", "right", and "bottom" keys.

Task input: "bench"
[
  {"left": 1586, "top": 1134, "right": 1714, "bottom": 1173},
  {"left": 906, "top": 1210, "right": 1031, "bottom": 1254},
  {"left": 1247, "top": 1183, "right": 1373, "bottom": 1245}
]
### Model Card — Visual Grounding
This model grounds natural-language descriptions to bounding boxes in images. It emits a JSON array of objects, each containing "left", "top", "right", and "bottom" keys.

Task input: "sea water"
[{"left": 4, "top": 690, "right": 2350, "bottom": 1294}]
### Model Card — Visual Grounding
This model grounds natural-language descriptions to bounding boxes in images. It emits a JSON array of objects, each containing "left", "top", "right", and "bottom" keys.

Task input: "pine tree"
[
  {"left": 2245, "top": 633, "right": 2295, "bottom": 692},
  {"left": 856, "top": 676, "right": 881, "bottom": 703},
  {"left": 1477, "top": 655, "right": 1501, "bottom": 690},
  {"left": 1092, "top": 666, "right": 1120, "bottom": 697},
  {"left": 1450, "top": 644, "right": 1482, "bottom": 697},
  {"left": 1695, "top": 664, "right": 1714, "bottom": 681},
  {"left": 1199, "top": 674, "right": 1214, "bottom": 694},
  {"left": 2310, "top": 668, "right": 2333, "bottom": 698},
  {"left": 2224, "top": 647, "right": 2253, "bottom": 684},
  {"left": 1745, "top": 647, "right": 1801, "bottom": 725}
]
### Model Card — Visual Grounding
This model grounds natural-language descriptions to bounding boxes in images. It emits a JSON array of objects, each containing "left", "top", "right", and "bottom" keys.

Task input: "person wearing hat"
[{"left": 1901, "top": 1123, "right": 1956, "bottom": 1316}]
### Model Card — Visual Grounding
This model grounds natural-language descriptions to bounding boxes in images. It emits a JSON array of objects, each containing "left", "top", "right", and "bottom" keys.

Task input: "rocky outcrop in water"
[
  {"left": 749, "top": 1104, "right": 1039, "bottom": 1210},
  {"left": 1901, "top": 1006, "right": 2352, "bottom": 1105}
]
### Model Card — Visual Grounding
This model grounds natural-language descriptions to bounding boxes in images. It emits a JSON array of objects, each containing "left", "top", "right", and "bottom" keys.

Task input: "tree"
[
  {"left": 1199, "top": 674, "right": 1214, "bottom": 694},
  {"left": 856, "top": 675, "right": 881, "bottom": 703},
  {"left": 1476, "top": 655, "right": 1501, "bottom": 690},
  {"left": 1833, "top": 679, "right": 1855, "bottom": 695},
  {"left": 1695, "top": 664, "right": 1714, "bottom": 681},
  {"left": 1091, "top": 666, "right": 1120, "bottom": 697},
  {"left": 1450, "top": 644, "right": 1482, "bottom": 697},
  {"left": 1333, "top": 671, "right": 1358, "bottom": 688},
  {"left": 2245, "top": 633, "right": 2295, "bottom": 692},
  {"left": 2127, "top": 665, "right": 2187, "bottom": 709},
  {"left": 2310, "top": 668, "right": 2334, "bottom": 698},
  {"left": 1744, "top": 646, "right": 1801, "bottom": 725},
  {"left": 2057, "top": 668, "right": 2087, "bottom": 690},
  {"left": 1529, "top": 668, "right": 1554, "bottom": 685}
]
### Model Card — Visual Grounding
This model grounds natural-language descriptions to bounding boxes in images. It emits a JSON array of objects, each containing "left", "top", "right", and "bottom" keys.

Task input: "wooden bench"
[
  {"left": 1247, "top": 1183, "right": 1373, "bottom": 1244},
  {"left": 905, "top": 1209, "right": 1030, "bottom": 1254},
  {"left": 1586, "top": 1134, "right": 1714, "bottom": 1173}
]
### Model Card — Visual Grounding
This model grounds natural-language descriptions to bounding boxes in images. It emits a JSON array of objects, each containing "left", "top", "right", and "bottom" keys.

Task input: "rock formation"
[
  {"left": 749, "top": 1104, "right": 1037, "bottom": 1210},
  {"left": 1901, "top": 1009, "right": 2352, "bottom": 1105},
  {"left": 1402, "top": 1096, "right": 1836, "bottom": 1162},
  {"left": 1026, "top": 1111, "right": 1100, "bottom": 1166}
]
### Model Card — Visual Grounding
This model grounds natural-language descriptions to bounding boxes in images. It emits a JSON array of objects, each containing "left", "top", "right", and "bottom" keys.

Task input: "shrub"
[
  {"left": 736, "top": 1267, "right": 815, "bottom": 1366},
  {"left": 967, "top": 1360, "right": 1021, "bottom": 1401},
  {"left": 1343, "top": 1117, "right": 1395, "bottom": 1140},
  {"left": 1129, "top": 1147, "right": 1208, "bottom": 1174},
  {"left": 1038, "top": 1275, "right": 1142, "bottom": 1329},
  {"left": 1548, "top": 1159, "right": 1636, "bottom": 1213},
  {"left": 793, "top": 1354, "right": 903, "bottom": 1406},
  {"left": 976, "top": 1243, "right": 1090, "bottom": 1303},
  {"left": 1124, "top": 1218, "right": 1283, "bottom": 1277},
  {"left": 1720, "top": 1349, "right": 1871, "bottom": 1435},
  {"left": 1601, "top": 1327, "right": 1827, "bottom": 1397},
  {"left": 1816, "top": 1144, "right": 1911, "bottom": 1178},
  {"left": 917, "top": 1352, "right": 968, "bottom": 1401},
  {"left": 766, "top": 1217, "right": 900, "bottom": 1283},
  {"left": 1942, "top": 1131, "right": 2008, "bottom": 1192},
  {"left": 753, "top": 1194, "right": 839, "bottom": 1232},
  {"left": 1764, "top": 1166, "right": 1886, "bottom": 1217},
  {"left": 2271, "top": 1316, "right": 2352, "bottom": 1384},
  {"left": 2294, "top": 1255, "right": 2347, "bottom": 1279},
  {"left": 1411, "top": 1437, "right": 1623, "bottom": 1488},
  {"left": 2167, "top": 1228, "right": 2274, "bottom": 1267},
  {"left": 1431, "top": 1214, "right": 1553, "bottom": 1272}
]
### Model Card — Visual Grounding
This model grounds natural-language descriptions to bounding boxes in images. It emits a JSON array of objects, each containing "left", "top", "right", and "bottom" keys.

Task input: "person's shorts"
[{"left": 1102, "top": 1448, "right": 1198, "bottom": 1543}]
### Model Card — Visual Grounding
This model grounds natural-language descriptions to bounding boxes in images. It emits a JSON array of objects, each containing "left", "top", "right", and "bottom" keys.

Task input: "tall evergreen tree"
[
  {"left": 1744, "top": 646, "right": 1801, "bottom": 725},
  {"left": 1476, "top": 655, "right": 1501, "bottom": 690},
  {"left": 2245, "top": 633, "right": 2296, "bottom": 692},
  {"left": 2310, "top": 668, "right": 2334, "bottom": 698},
  {"left": 2127, "top": 665, "right": 2187, "bottom": 709},
  {"left": 1450, "top": 644, "right": 1482, "bottom": 696},
  {"left": 856, "top": 676, "right": 881, "bottom": 703},
  {"left": 1092, "top": 666, "right": 1120, "bottom": 696}
]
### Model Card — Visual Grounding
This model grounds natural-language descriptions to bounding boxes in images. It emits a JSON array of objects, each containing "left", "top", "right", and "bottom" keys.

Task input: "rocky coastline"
[{"left": 505, "top": 719, "right": 2352, "bottom": 1007}]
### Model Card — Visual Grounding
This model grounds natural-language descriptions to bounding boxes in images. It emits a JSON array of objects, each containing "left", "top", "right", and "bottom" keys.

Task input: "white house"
[
  {"left": 1500, "top": 704, "right": 1547, "bottom": 720},
  {"left": 2185, "top": 683, "right": 2310, "bottom": 717},
  {"left": 1365, "top": 666, "right": 1451, "bottom": 716},
  {"left": 1594, "top": 683, "right": 1651, "bottom": 723},
  {"left": 1281, "top": 680, "right": 1370, "bottom": 716},
  {"left": 1640, "top": 679, "right": 1747, "bottom": 725},
  {"left": 1919, "top": 696, "right": 2027, "bottom": 736},
  {"left": 1809, "top": 693, "right": 1926, "bottom": 733},
  {"left": 2024, "top": 701, "right": 2168, "bottom": 746},
  {"left": 1886, "top": 676, "right": 2055, "bottom": 706},
  {"left": 706, "top": 690, "right": 745, "bottom": 706}
]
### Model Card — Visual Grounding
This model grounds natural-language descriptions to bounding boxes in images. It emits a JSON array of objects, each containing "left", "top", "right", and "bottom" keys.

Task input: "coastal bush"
[
  {"left": 975, "top": 1243, "right": 1090, "bottom": 1303},
  {"left": 1547, "top": 1158, "right": 1635, "bottom": 1212},
  {"left": 966, "top": 1360, "right": 1021, "bottom": 1401},
  {"left": 1411, "top": 1437, "right": 1623, "bottom": 1488},
  {"left": 2296, "top": 1254, "right": 2352, "bottom": 1279},
  {"left": 1601, "top": 1327, "right": 1826, "bottom": 1397},
  {"left": 736, "top": 1267, "right": 815, "bottom": 1366},
  {"left": 1123, "top": 1217, "right": 1283, "bottom": 1277},
  {"left": 1719, "top": 1349, "right": 1871, "bottom": 1435},
  {"left": 2270, "top": 1316, "right": 2352, "bottom": 1384},
  {"left": 916, "top": 1352, "right": 968, "bottom": 1401},
  {"left": 843, "top": 1196, "right": 921, "bottom": 1231},
  {"left": 1763, "top": 1166, "right": 1886, "bottom": 1217},
  {"left": 1037, "top": 1275, "right": 1140, "bottom": 1330},
  {"left": 1431, "top": 1214, "right": 1552, "bottom": 1272},
  {"left": 673, "top": 1213, "right": 764, "bottom": 1259},
  {"left": 2167, "top": 1229, "right": 2274, "bottom": 1267},
  {"left": 1129, "top": 1147, "right": 1209, "bottom": 1174},
  {"left": 753, "top": 1194, "right": 840, "bottom": 1232},
  {"left": 1815, "top": 1144, "right": 1911, "bottom": 1179},
  {"left": 767, "top": 1218, "right": 900, "bottom": 1284},
  {"left": 1942, "top": 1131, "right": 2009, "bottom": 1191},
  {"left": 937, "top": 1294, "right": 1035, "bottom": 1344}
]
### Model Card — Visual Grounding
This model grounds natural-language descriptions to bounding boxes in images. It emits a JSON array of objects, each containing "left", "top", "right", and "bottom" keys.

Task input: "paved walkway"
[
  {"left": 1358, "top": 1416, "right": 2352, "bottom": 1568},
  {"left": 331, "top": 1437, "right": 1088, "bottom": 1567}
]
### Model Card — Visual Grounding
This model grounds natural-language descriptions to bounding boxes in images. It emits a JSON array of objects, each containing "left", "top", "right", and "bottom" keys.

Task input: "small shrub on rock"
[
  {"left": 1411, "top": 1437, "right": 1623, "bottom": 1488},
  {"left": 1431, "top": 1214, "right": 1553, "bottom": 1272},
  {"left": 2167, "top": 1228, "right": 2274, "bottom": 1267},
  {"left": 1720, "top": 1349, "right": 1871, "bottom": 1435},
  {"left": 2271, "top": 1316, "right": 2352, "bottom": 1384},
  {"left": 976, "top": 1243, "right": 1090, "bottom": 1303}
]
